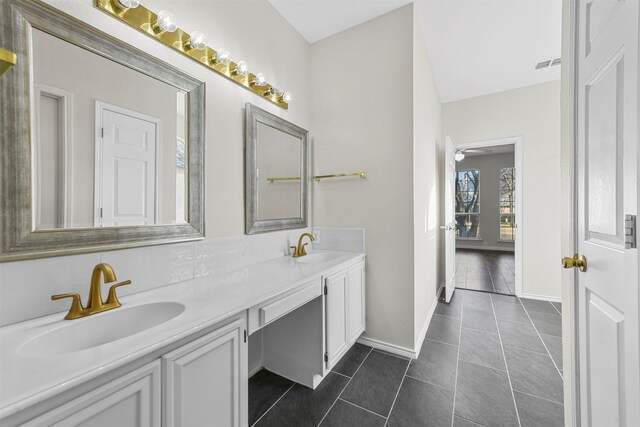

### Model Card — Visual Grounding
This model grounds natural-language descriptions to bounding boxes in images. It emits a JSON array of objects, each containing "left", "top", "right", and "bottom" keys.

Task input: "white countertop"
[{"left": 0, "top": 250, "right": 365, "bottom": 419}]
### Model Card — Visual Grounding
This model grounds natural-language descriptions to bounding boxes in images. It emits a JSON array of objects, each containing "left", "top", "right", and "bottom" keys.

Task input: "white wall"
[
  {"left": 0, "top": 0, "right": 313, "bottom": 325},
  {"left": 311, "top": 4, "right": 442, "bottom": 353},
  {"left": 456, "top": 152, "right": 515, "bottom": 251},
  {"left": 412, "top": 8, "right": 442, "bottom": 346},
  {"left": 443, "top": 81, "right": 561, "bottom": 299}
]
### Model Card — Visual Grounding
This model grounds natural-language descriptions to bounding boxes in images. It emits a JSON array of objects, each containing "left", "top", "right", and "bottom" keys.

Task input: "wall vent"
[{"left": 534, "top": 57, "right": 561, "bottom": 70}]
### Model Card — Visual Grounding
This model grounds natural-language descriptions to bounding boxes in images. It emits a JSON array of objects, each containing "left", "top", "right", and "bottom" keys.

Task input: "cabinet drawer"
[{"left": 249, "top": 277, "right": 322, "bottom": 334}]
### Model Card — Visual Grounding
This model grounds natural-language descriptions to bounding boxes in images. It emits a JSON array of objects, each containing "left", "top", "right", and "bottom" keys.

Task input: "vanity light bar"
[
  {"left": 96, "top": 0, "right": 289, "bottom": 110},
  {"left": 0, "top": 48, "right": 17, "bottom": 76}
]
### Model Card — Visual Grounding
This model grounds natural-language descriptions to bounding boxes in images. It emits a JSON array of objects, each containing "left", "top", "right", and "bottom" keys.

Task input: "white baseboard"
[
  {"left": 249, "top": 363, "right": 263, "bottom": 378},
  {"left": 521, "top": 292, "right": 562, "bottom": 303},
  {"left": 356, "top": 336, "right": 417, "bottom": 359},
  {"left": 456, "top": 244, "right": 515, "bottom": 252}
]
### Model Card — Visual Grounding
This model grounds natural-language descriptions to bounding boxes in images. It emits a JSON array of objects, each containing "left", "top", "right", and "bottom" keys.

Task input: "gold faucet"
[
  {"left": 51, "top": 263, "right": 132, "bottom": 320},
  {"left": 291, "top": 232, "right": 315, "bottom": 258}
]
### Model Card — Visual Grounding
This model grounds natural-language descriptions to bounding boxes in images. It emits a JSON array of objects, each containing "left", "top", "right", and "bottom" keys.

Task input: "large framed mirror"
[
  {"left": 245, "top": 103, "right": 308, "bottom": 234},
  {"left": 0, "top": 0, "right": 205, "bottom": 261}
]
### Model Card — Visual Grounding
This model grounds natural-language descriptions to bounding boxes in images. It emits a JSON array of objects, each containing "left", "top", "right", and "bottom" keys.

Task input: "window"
[
  {"left": 499, "top": 167, "right": 515, "bottom": 241},
  {"left": 455, "top": 169, "right": 480, "bottom": 238}
]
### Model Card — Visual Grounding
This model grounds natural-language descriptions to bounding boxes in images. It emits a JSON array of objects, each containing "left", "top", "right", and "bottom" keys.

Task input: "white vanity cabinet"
[
  {"left": 325, "top": 260, "right": 366, "bottom": 370},
  {"left": 11, "top": 317, "right": 247, "bottom": 427},
  {"left": 163, "top": 317, "right": 248, "bottom": 427},
  {"left": 24, "top": 361, "right": 161, "bottom": 427}
]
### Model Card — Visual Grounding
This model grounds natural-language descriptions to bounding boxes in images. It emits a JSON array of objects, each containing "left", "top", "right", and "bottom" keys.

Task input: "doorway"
[{"left": 452, "top": 137, "right": 523, "bottom": 297}]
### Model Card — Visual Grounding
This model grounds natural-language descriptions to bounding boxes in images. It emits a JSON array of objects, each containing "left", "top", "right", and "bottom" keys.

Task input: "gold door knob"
[{"left": 562, "top": 254, "right": 587, "bottom": 272}]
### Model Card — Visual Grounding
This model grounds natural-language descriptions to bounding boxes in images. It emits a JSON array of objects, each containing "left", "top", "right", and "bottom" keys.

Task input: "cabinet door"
[
  {"left": 163, "top": 317, "right": 248, "bottom": 427},
  {"left": 25, "top": 361, "right": 161, "bottom": 427},
  {"left": 325, "top": 269, "right": 349, "bottom": 368},
  {"left": 348, "top": 261, "right": 366, "bottom": 343}
]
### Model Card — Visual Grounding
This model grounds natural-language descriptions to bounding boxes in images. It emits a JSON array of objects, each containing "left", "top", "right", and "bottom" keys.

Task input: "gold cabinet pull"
[{"left": 562, "top": 254, "right": 587, "bottom": 272}]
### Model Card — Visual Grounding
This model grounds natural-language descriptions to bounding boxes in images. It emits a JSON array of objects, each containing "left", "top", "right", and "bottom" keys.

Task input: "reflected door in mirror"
[{"left": 32, "top": 28, "right": 187, "bottom": 229}]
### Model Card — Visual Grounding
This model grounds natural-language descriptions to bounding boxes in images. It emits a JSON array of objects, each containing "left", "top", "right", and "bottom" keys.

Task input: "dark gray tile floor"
[
  {"left": 456, "top": 249, "right": 516, "bottom": 295},
  {"left": 250, "top": 289, "right": 564, "bottom": 427}
]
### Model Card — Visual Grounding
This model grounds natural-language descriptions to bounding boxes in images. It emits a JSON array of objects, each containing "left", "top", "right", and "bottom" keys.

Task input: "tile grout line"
[
  {"left": 315, "top": 347, "right": 374, "bottom": 427},
  {"left": 449, "top": 293, "right": 464, "bottom": 427},
  {"left": 382, "top": 357, "right": 411, "bottom": 427},
  {"left": 404, "top": 373, "right": 459, "bottom": 390},
  {"left": 251, "top": 382, "right": 295, "bottom": 427},
  {"left": 509, "top": 388, "right": 564, "bottom": 406},
  {"left": 550, "top": 301, "right": 562, "bottom": 316},
  {"left": 483, "top": 254, "right": 498, "bottom": 293},
  {"left": 490, "top": 293, "right": 522, "bottom": 427},
  {"left": 337, "top": 398, "right": 387, "bottom": 420},
  {"left": 331, "top": 370, "right": 351, "bottom": 379},
  {"left": 519, "top": 302, "right": 564, "bottom": 380}
]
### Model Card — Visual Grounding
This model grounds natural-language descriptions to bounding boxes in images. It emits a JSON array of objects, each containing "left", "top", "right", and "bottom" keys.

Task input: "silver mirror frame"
[
  {"left": 0, "top": 0, "right": 205, "bottom": 262},
  {"left": 245, "top": 103, "right": 308, "bottom": 234}
]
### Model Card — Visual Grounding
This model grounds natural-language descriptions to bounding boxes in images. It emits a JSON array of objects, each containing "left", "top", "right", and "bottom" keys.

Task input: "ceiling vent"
[{"left": 534, "top": 57, "right": 561, "bottom": 70}]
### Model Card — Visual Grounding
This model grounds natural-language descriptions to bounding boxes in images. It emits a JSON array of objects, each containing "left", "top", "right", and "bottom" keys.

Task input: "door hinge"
[
  {"left": 625, "top": 214, "right": 636, "bottom": 249},
  {"left": 324, "top": 284, "right": 328, "bottom": 296},
  {"left": 244, "top": 329, "right": 247, "bottom": 343},
  {"left": 324, "top": 352, "right": 328, "bottom": 362},
  {"left": 101, "top": 127, "right": 104, "bottom": 138},
  {"left": 99, "top": 208, "right": 103, "bottom": 218}
]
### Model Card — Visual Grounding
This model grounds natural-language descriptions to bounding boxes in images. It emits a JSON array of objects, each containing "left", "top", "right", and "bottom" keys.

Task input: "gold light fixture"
[
  {"left": 0, "top": 48, "right": 17, "bottom": 76},
  {"left": 96, "top": 0, "right": 290, "bottom": 109}
]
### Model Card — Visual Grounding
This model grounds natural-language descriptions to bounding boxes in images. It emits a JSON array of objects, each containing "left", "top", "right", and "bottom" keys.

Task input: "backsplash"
[{"left": 0, "top": 227, "right": 364, "bottom": 327}]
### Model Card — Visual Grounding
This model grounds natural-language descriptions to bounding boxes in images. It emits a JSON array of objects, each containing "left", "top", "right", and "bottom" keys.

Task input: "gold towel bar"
[
  {"left": 314, "top": 172, "right": 367, "bottom": 182},
  {"left": 267, "top": 172, "right": 367, "bottom": 183}
]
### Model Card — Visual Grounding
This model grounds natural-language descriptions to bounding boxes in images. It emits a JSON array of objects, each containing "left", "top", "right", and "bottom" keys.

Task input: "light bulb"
[
  {"left": 187, "top": 31, "right": 207, "bottom": 50},
  {"left": 454, "top": 151, "right": 465, "bottom": 161},
  {"left": 281, "top": 91, "right": 293, "bottom": 103},
  {"left": 156, "top": 10, "right": 177, "bottom": 33},
  {"left": 252, "top": 72, "right": 267, "bottom": 86},
  {"left": 216, "top": 49, "right": 230, "bottom": 65},
  {"left": 116, "top": 0, "right": 140, "bottom": 9},
  {"left": 234, "top": 60, "right": 249, "bottom": 76}
]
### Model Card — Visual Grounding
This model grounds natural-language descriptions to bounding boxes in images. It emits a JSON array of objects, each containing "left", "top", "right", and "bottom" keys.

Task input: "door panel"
[
  {"left": 163, "top": 318, "right": 247, "bottom": 427},
  {"left": 325, "top": 270, "right": 348, "bottom": 368},
  {"left": 586, "top": 52, "right": 624, "bottom": 241},
  {"left": 348, "top": 261, "right": 365, "bottom": 343}
]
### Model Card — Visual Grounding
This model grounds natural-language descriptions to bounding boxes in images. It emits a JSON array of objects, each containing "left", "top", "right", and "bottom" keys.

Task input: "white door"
[
  {"left": 443, "top": 136, "right": 457, "bottom": 303},
  {"left": 325, "top": 269, "right": 349, "bottom": 368},
  {"left": 96, "top": 103, "right": 158, "bottom": 227},
  {"left": 163, "top": 318, "right": 248, "bottom": 427},
  {"left": 574, "top": 0, "right": 639, "bottom": 425},
  {"left": 347, "top": 261, "right": 366, "bottom": 343}
]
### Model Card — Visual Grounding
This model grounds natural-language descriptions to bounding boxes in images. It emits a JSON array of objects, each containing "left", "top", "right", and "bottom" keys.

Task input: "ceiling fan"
[{"left": 454, "top": 147, "right": 494, "bottom": 161}]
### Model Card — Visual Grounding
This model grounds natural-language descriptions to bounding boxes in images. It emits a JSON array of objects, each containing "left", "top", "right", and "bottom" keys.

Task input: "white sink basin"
[
  {"left": 19, "top": 302, "right": 185, "bottom": 357},
  {"left": 295, "top": 252, "right": 340, "bottom": 264}
]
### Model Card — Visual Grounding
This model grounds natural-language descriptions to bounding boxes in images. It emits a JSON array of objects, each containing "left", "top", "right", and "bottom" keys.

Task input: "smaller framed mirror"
[{"left": 245, "top": 103, "right": 308, "bottom": 234}]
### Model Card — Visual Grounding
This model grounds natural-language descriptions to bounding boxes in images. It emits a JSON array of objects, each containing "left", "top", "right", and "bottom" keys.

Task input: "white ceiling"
[{"left": 268, "top": 0, "right": 562, "bottom": 102}]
